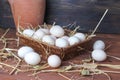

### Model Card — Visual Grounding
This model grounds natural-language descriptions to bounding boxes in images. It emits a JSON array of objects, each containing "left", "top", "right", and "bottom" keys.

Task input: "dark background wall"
[
  {"left": 0, "top": 0, "right": 15, "bottom": 28},
  {"left": 0, "top": 0, "right": 120, "bottom": 34}
]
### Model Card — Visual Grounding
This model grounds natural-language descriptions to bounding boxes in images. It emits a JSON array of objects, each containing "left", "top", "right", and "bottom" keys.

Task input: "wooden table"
[{"left": 0, "top": 28, "right": 120, "bottom": 80}]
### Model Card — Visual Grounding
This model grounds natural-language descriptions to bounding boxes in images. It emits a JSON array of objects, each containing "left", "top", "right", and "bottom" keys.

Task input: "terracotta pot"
[{"left": 8, "top": 0, "right": 46, "bottom": 28}]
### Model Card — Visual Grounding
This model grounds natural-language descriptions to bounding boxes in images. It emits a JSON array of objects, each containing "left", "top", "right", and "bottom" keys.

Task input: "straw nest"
[{"left": 16, "top": 24, "right": 92, "bottom": 61}]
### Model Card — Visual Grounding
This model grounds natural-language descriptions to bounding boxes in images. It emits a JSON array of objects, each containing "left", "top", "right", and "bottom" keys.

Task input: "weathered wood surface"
[
  {"left": 0, "top": 0, "right": 15, "bottom": 28},
  {"left": 45, "top": 0, "right": 120, "bottom": 34},
  {"left": 0, "top": 28, "right": 120, "bottom": 80},
  {"left": 0, "top": 0, "right": 120, "bottom": 33}
]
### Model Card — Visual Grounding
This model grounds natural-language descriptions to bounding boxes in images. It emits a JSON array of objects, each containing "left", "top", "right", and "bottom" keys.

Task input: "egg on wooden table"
[
  {"left": 68, "top": 36, "right": 81, "bottom": 46},
  {"left": 91, "top": 50, "right": 107, "bottom": 61},
  {"left": 18, "top": 46, "right": 34, "bottom": 59},
  {"left": 24, "top": 52, "right": 41, "bottom": 65},
  {"left": 33, "top": 29, "right": 46, "bottom": 40},
  {"left": 50, "top": 25, "right": 64, "bottom": 37},
  {"left": 93, "top": 40, "right": 105, "bottom": 50},
  {"left": 74, "top": 33, "right": 86, "bottom": 41},
  {"left": 55, "top": 38, "right": 69, "bottom": 48},
  {"left": 48, "top": 55, "right": 61, "bottom": 68},
  {"left": 42, "top": 35, "right": 55, "bottom": 46},
  {"left": 23, "top": 29, "right": 35, "bottom": 37}
]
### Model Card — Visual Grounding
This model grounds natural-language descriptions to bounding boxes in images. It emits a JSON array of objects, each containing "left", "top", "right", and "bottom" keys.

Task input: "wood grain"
[
  {"left": 0, "top": 0, "right": 120, "bottom": 33},
  {"left": 0, "top": 28, "right": 120, "bottom": 80},
  {"left": 45, "top": 0, "right": 120, "bottom": 34}
]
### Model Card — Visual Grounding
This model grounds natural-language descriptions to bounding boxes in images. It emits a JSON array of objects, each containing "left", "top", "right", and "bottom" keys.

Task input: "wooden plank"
[
  {"left": 0, "top": 0, "right": 15, "bottom": 28},
  {"left": 0, "top": 28, "right": 120, "bottom": 80},
  {"left": 45, "top": 0, "right": 120, "bottom": 34},
  {"left": 0, "top": 0, "right": 120, "bottom": 33}
]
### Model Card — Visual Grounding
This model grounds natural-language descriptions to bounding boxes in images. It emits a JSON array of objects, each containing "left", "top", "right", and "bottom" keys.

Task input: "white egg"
[
  {"left": 93, "top": 40, "right": 105, "bottom": 50},
  {"left": 33, "top": 29, "right": 46, "bottom": 40},
  {"left": 50, "top": 25, "right": 64, "bottom": 37},
  {"left": 50, "top": 35, "right": 57, "bottom": 40},
  {"left": 18, "top": 46, "right": 34, "bottom": 59},
  {"left": 23, "top": 29, "right": 35, "bottom": 37},
  {"left": 68, "top": 36, "right": 81, "bottom": 46},
  {"left": 74, "top": 33, "right": 86, "bottom": 41},
  {"left": 91, "top": 50, "right": 107, "bottom": 61},
  {"left": 48, "top": 55, "right": 61, "bottom": 68},
  {"left": 61, "top": 36, "right": 69, "bottom": 40},
  {"left": 24, "top": 52, "right": 41, "bottom": 65},
  {"left": 42, "top": 35, "right": 55, "bottom": 45},
  {"left": 40, "top": 28, "right": 50, "bottom": 35},
  {"left": 55, "top": 38, "right": 69, "bottom": 48}
]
